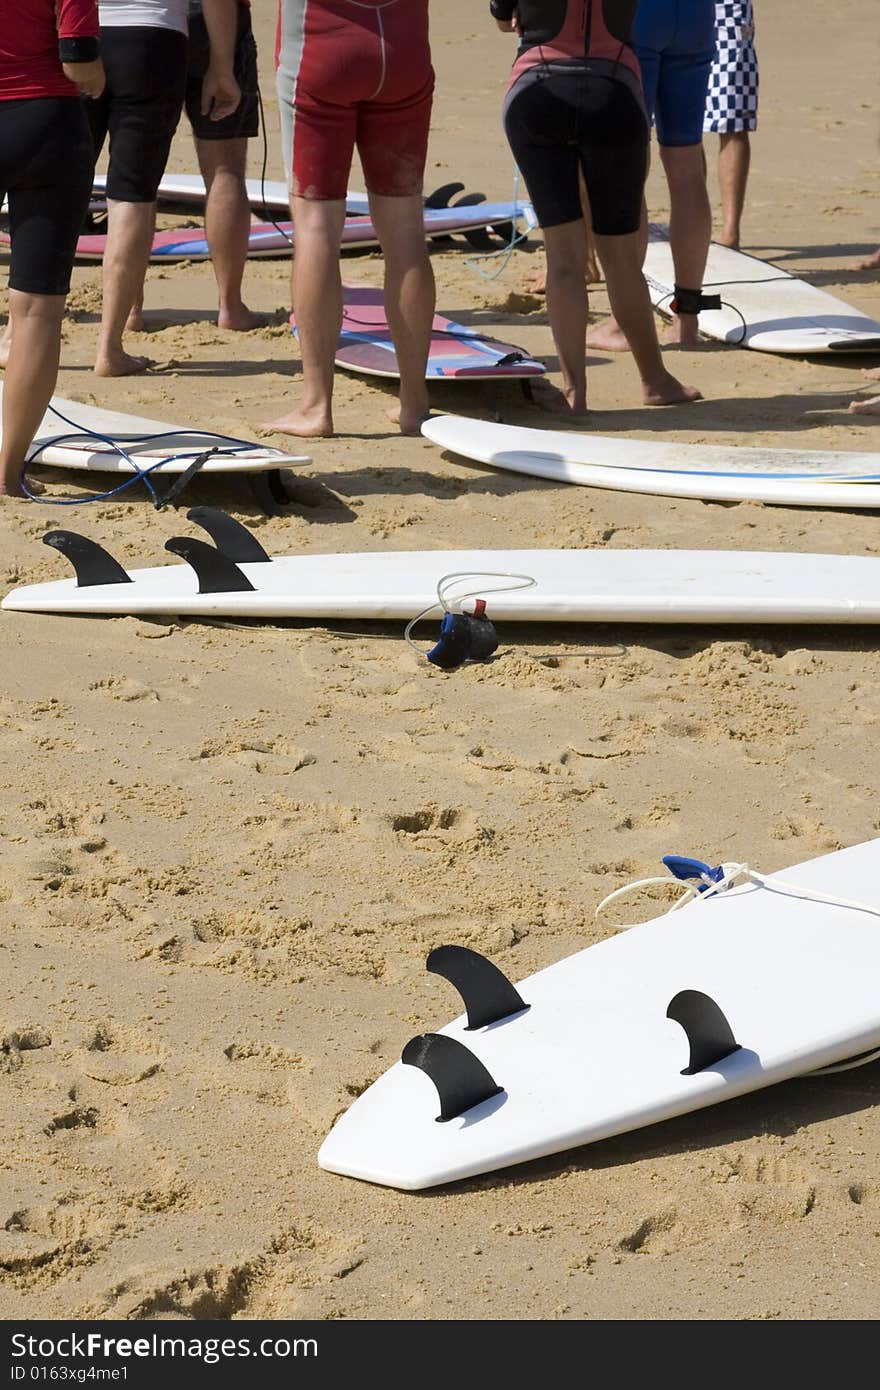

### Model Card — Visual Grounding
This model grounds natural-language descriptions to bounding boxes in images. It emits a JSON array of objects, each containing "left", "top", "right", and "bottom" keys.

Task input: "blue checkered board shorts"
[{"left": 704, "top": 0, "right": 758, "bottom": 133}]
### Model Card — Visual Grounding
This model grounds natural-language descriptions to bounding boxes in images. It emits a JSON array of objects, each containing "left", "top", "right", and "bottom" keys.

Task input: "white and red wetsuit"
[{"left": 275, "top": 0, "right": 434, "bottom": 200}]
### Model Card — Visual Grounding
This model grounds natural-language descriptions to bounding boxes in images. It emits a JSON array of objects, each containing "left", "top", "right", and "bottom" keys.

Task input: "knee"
[
  {"left": 545, "top": 253, "right": 586, "bottom": 288},
  {"left": 10, "top": 291, "right": 66, "bottom": 325},
  {"left": 659, "top": 145, "right": 706, "bottom": 190}
]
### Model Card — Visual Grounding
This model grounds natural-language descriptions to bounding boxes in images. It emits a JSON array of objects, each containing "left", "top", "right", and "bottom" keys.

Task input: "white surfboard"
[
  {"left": 421, "top": 414, "right": 880, "bottom": 509},
  {"left": 94, "top": 173, "right": 358, "bottom": 216},
  {"left": 7, "top": 512, "right": 880, "bottom": 623},
  {"left": 318, "top": 839, "right": 880, "bottom": 1189},
  {"left": 0, "top": 386, "right": 308, "bottom": 477},
  {"left": 644, "top": 224, "right": 880, "bottom": 353}
]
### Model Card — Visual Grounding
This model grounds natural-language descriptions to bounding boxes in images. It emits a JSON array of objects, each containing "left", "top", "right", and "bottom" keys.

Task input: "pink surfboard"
[{"left": 291, "top": 286, "right": 546, "bottom": 381}]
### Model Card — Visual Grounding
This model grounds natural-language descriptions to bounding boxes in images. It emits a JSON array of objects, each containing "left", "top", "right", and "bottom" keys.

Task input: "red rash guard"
[{"left": 1, "top": 0, "right": 100, "bottom": 102}]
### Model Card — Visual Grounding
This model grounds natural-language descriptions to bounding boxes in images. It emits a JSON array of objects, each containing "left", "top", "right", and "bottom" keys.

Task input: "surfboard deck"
[
  {"left": 421, "top": 414, "right": 880, "bottom": 508},
  {"left": 34, "top": 200, "right": 534, "bottom": 264},
  {"left": 0, "top": 386, "right": 308, "bottom": 476},
  {"left": 134, "top": 174, "right": 492, "bottom": 220},
  {"left": 290, "top": 287, "right": 545, "bottom": 381},
  {"left": 644, "top": 224, "right": 880, "bottom": 353},
  {"left": 8, "top": 514, "right": 880, "bottom": 623},
  {"left": 318, "top": 838, "right": 880, "bottom": 1189},
  {"left": 95, "top": 173, "right": 364, "bottom": 217}
]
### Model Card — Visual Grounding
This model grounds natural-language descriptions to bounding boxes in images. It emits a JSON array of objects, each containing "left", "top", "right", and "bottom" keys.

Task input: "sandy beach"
[{"left": 2, "top": 0, "right": 880, "bottom": 1321}]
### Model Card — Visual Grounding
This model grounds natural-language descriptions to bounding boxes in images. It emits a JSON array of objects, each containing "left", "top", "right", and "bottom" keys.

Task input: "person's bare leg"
[
  {"left": 659, "top": 141, "right": 712, "bottom": 347},
  {"left": 261, "top": 196, "right": 345, "bottom": 437},
  {"left": 522, "top": 175, "right": 601, "bottom": 297},
  {"left": 94, "top": 199, "right": 156, "bottom": 376},
  {"left": 856, "top": 247, "right": 880, "bottom": 271},
  {"left": 197, "top": 136, "right": 262, "bottom": 330},
  {"left": 579, "top": 176, "right": 601, "bottom": 284},
  {"left": 716, "top": 130, "right": 750, "bottom": 248},
  {"left": 0, "top": 289, "right": 65, "bottom": 496},
  {"left": 0, "top": 320, "right": 12, "bottom": 369},
  {"left": 585, "top": 198, "right": 647, "bottom": 352},
  {"left": 594, "top": 231, "right": 702, "bottom": 406},
  {"left": 539, "top": 219, "right": 589, "bottom": 414},
  {"left": 366, "top": 191, "right": 434, "bottom": 434}
]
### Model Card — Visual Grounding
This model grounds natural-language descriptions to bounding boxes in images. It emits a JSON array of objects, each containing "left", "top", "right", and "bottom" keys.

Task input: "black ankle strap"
[{"left": 670, "top": 285, "right": 722, "bottom": 316}]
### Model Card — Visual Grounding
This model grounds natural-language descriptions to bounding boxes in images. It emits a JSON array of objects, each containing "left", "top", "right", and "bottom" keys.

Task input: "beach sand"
[{"left": 2, "top": 0, "right": 880, "bottom": 1321}]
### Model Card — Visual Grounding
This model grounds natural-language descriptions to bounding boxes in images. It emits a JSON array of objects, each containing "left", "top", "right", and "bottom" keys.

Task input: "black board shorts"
[
  {"left": 504, "top": 61, "right": 649, "bottom": 234},
  {"left": 0, "top": 97, "right": 94, "bottom": 295},
  {"left": 185, "top": 5, "right": 259, "bottom": 141},
  {"left": 87, "top": 26, "right": 188, "bottom": 203}
]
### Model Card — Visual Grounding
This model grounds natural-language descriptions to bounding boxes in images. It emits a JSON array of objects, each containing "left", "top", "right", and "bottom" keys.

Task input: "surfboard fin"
[
  {"left": 424, "top": 182, "right": 465, "bottom": 209},
  {"left": 401, "top": 1033, "right": 504, "bottom": 1122},
  {"left": 186, "top": 507, "right": 271, "bottom": 564},
  {"left": 249, "top": 469, "right": 289, "bottom": 518},
  {"left": 164, "top": 536, "right": 255, "bottom": 594},
  {"left": 667, "top": 990, "right": 741, "bottom": 1075},
  {"left": 42, "top": 531, "right": 132, "bottom": 588},
  {"left": 427, "top": 945, "right": 529, "bottom": 1030}
]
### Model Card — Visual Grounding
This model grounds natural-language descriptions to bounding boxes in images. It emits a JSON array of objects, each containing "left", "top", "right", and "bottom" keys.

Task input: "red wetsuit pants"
[{"left": 276, "top": 0, "right": 434, "bottom": 199}]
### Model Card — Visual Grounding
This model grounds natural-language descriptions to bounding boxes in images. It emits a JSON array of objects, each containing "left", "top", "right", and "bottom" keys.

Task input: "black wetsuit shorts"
[
  {"left": 0, "top": 97, "right": 94, "bottom": 295},
  {"left": 503, "top": 61, "right": 649, "bottom": 234},
  {"left": 86, "top": 26, "right": 188, "bottom": 203},
  {"left": 185, "top": 4, "right": 259, "bottom": 142}
]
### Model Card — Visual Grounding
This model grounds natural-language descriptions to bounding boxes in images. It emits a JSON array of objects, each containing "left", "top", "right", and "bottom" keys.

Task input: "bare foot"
[
  {"left": 94, "top": 349, "right": 154, "bottom": 378},
  {"left": 0, "top": 474, "right": 44, "bottom": 498},
  {"left": 527, "top": 378, "right": 589, "bottom": 418},
  {"left": 664, "top": 317, "right": 704, "bottom": 348},
  {"left": 387, "top": 402, "right": 431, "bottom": 436},
  {"left": 0, "top": 338, "right": 10, "bottom": 370},
  {"left": 862, "top": 366, "right": 880, "bottom": 382},
  {"left": 849, "top": 395, "right": 880, "bottom": 416},
  {"left": 260, "top": 406, "right": 333, "bottom": 438},
  {"left": 218, "top": 305, "right": 267, "bottom": 332},
  {"left": 586, "top": 318, "right": 631, "bottom": 352},
  {"left": 642, "top": 372, "right": 702, "bottom": 407},
  {"left": 521, "top": 267, "right": 546, "bottom": 296},
  {"left": 126, "top": 308, "right": 146, "bottom": 333},
  {"left": 522, "top": 261, "right": 601, "bottom": 294},
  {"left": 716, "top": 234, "right": 740, "bottom": 250},
  {"left": 856, "top": 248, "right": 880, "bottom": 271}
]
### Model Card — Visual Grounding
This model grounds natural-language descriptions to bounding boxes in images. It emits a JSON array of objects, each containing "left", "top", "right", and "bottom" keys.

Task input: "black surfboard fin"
[
  {"left": 402, "top": 1033, "right": 504, "bottom": 1122},
  {"left": 424, "top": 182, "right": 465, "bottom": 210},
  {"left": 427, "top": 945, "right": 529, "bottom": 1030},
  {"left": 249, "top": 468, "right": 289, "bottom": 517},
  {"left": 164, "top": 536, "right": 255, "bottom": 594},
  {"left": 452, "top": 192, "right": 487, "bottom": 209},
  {"left": 42, "top": 530, "right": 132, "bottom": 588},
  {"left": 667, "top": 990, "right": 741, "bottom": 1075},
  {"left": 186, "top": 507, "right": 271, "bottom": 564}
]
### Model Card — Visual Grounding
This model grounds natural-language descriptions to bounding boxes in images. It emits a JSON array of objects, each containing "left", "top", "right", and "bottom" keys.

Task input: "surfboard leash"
[
  {"left": 20, "top": 403, "right": 280, "bottom": 509},
  {"left": 404, "top": 570, "right": 537, "bottom": 669},
  {"left": 595, "top": 856, "right": 880, "bottom": 1075}
]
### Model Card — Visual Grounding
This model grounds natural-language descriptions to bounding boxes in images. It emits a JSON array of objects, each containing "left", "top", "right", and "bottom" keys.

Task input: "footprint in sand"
[{"left": 76, "top": 1023, "right": 165, "bottom": 1087}]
